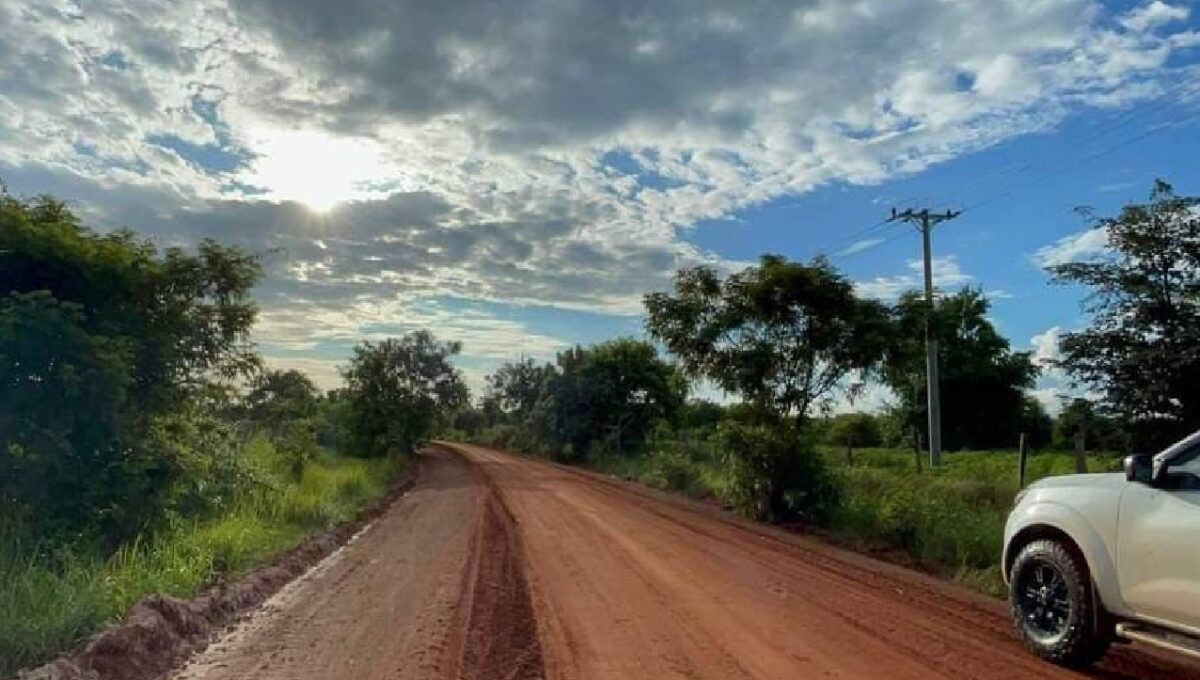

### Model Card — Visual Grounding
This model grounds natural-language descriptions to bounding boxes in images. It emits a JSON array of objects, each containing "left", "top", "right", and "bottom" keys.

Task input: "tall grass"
[
  {"left": 824, "top": 447, "right": 1122, "bottom": 595},
  {"left": 590, "top": 440, "right": 1124, "bottom": 598},
  {"left": 0, "top": 439, "right": 403, "bottom": 677}
]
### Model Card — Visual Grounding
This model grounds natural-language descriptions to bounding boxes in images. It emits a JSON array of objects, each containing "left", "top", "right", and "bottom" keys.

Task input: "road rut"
[{"left": 172, "top": 443, "right": 1200, "bottom": 680}]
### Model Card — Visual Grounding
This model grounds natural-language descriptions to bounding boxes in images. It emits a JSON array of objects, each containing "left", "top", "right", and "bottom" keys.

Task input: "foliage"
[
  {"left": 0, "top": 440, "right": 401, "bottom": 677},
  {"left": 825, "top": 412, "right": 883, "bottom": 449},
  {"left": 824, "top": 446, "right": 1123, "bottom": 596},
  {"left": 883, "top": 288, "right": 1038, "bottom": 450},
  {"left": 485, "top": 357, "right": 553, "bottom": 419},
  {"left": 1048, "top": 180, "right": 1200, "bottom": 447},
  {"left": 1053, "top": 398, "right": 1127, "bottom": 452},
  {"left": 341, "top": 331, "right": 469, "bottom": 457},
  {"left": 242, "top": 369, "right": 320, "bottom": 431},
  {"left": 1020, "top": 396, "right": 1054, "bottom": 449},
  {"left": 541, "top": 339, "right": 685, "bottom": 459},
  {"left": 645, "top": 255, "right": 891, "bottom": 422},
  {"left": 716, "top": 422, "right": 839, "bottom": 524},
  {"left": 0, "top": 196, "right": 262, "bottom": 540}
]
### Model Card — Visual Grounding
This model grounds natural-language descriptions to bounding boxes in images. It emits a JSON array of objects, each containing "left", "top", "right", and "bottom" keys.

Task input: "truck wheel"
[{"left": 1009, "top": 539, "right": 1110, "bottom": 667}]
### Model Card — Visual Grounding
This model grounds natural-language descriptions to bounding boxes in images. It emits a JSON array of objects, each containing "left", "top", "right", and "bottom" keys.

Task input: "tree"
[
  {"left": 485, "top": 357, "right": 552, "bottom": 420},
  {"left": 0, "top": 195, "right": 262, "bottom": 539},
  {"left": 645, "top": 255, "right": 891, "bottom": 424},
  {"left": 541, "top": 339, "right": 684, "bottom": 459},
  {"left": 342, "top": 332, "right": 468, "bottom": 457},
  {"left": 883, "top": 288, "right": 1038, "bottom": 450},
  {"left": 243, "top": 369, "right": 320, "bottom": 431},
  {"left": 826, "top": 413, "right": 882, "bottom": 454},
  {"left": 1048, "top": 180, "right": 1200, "bottom": 447},
  {"left": 1054, "top": 398, "right": 1126, "bottom": 453}
]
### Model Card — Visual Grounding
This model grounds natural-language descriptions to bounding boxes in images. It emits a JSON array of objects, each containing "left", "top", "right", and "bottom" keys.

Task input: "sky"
[{"left": 2, "top": 0, "right": 1200, "bottom": 414}]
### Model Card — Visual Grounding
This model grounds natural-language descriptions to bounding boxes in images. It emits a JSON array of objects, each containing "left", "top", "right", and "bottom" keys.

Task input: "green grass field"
[
  {"left": 0, "top": 439, "right": 403, "bottom": 677},
  {"left": 822, "top": 447, "right": 1122, "bottom": 595}
]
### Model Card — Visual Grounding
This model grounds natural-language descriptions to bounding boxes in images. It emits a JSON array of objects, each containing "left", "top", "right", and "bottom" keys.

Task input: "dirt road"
[{"left": 173, "top": 444, "right": 1200, "bottom": 680}]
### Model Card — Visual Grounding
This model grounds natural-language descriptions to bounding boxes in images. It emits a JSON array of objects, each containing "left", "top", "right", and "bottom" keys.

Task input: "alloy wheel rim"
[{"left": 1016, "top": 559, "right": 1073, "bottom": 641}]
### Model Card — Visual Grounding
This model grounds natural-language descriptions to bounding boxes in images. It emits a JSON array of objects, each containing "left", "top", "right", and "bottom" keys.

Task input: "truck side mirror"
[{"left": 1124, "top": 453, "right": 1154, "bottom": 484}]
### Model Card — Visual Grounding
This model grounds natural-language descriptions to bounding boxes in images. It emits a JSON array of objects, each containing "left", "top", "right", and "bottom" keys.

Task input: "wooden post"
[
  {"left": 913, "top": 430, "right": 923, "bottom": 474},
  {"left": 1018, "top": 433, "right": 1029, "bottom": 489},
  {"left": 1073, "top": 431, "right": 1087, "bottom": 474}
]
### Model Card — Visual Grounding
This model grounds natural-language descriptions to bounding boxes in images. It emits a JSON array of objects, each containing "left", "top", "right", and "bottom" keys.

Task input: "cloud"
[
  {"left": 856, "top": 255, "right": 973, "bottom": 299},
  {"left": 837, "top": 238, "right": 884, "bottom": 256},
  {"left": 1121, "top": 1, "right": 1190, "bottom": 32},
  {"left": 2, "top": 0, "right": 1197, "bottom": 383},
  {"left": 1031, "top": 227, "right": 1111, "bottom": 267},
  {"left": 1030, "top": 326, "right": 1064, "bottom": 378}
]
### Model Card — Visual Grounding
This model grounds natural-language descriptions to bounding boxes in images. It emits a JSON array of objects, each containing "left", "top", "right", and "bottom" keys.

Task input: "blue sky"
[{"left": 2, "top": 0, "right": 1199, "bottom": 411}]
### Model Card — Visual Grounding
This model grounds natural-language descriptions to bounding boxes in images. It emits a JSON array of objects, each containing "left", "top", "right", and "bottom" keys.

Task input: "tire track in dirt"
[
  {"left": 159, "top": 446, "right": 543, "bottom": 680},
  {"left": 447, "top": 442, "right": 1200, "bottom": 680}
]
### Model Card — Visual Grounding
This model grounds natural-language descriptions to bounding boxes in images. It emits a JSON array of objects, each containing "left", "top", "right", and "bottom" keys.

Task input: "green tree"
[
  {"left": 883, "top": 288, "right": 1038, "bottom": 450},
  {"left": 242, "top": 369, "right": 323, "bottom": 475},
  {"left": 342, "top": 332, "right": 468, "bottom": 457},
  {"left": 1048, "top": 180, "right": 1200, "bottom": 446},
  {"left": 645, "top": 255, "right": 891, "bottom": 423},
  {"left": 826, "top": 413, "right": 882, "bottom": 450},
  {"left": 0, "top": 195, "right": 262, "bottom": 539},
  {"left": 243, "top": 369, "right": 320, "bottom": 431},
  {"left": 485, "top": 357, "right": 552, "bottom": 420},
  {"left": 541, "top": 339, "right": 684, "bottom": 460}
]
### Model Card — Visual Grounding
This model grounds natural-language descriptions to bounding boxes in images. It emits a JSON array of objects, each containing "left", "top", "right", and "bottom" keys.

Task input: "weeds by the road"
[
  {"left": 591, "top": 440, "right": 1122, "bottom": 598},
  {"left": 0, "top": 438, "right": 403, "bottom": 677}
]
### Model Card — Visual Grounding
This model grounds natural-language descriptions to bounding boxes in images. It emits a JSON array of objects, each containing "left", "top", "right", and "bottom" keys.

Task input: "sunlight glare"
[{"left": 238, "top": 130, "right": 388, "bottom": 212}]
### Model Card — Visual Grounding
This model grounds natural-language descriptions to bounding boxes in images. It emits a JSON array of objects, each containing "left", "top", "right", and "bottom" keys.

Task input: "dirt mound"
[{"left": 17, "top": 465, "right": 417, "bottom": 680}]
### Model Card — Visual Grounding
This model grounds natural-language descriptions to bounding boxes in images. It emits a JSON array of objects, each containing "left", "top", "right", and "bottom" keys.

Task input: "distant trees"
[
  {"left": 342, "top": 332, "right": 468, "bottom": 457},
  {"left": 543, "top": 339, "right": 684, "bottom": 459},
  {"left": 826, "top": 413, "right": 883, "bottom": 454},
  {"left": 645, "top": 255, "right": 891, "bottom": 423},
  {"left": 645, "top": 255, "right": 892, "bottom": 521},
  {"left": 883, "top": 288, "right": 1037, "bottom": 450},
  {"left": 1049, "top": 180, "right": 1200, "bottom": 447}
]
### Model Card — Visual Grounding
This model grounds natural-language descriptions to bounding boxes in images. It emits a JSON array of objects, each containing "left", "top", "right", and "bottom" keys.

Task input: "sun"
[{"left": 238, "top": 129, "right": 387, "bottom": 212}]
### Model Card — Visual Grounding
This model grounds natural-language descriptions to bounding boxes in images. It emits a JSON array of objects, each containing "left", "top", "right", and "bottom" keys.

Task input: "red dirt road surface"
[{"left": 172, "top": 443, "right": 1200, "bottom": 680}]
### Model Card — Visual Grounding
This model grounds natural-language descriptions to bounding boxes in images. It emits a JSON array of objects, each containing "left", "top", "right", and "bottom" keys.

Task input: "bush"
[
  {"left": 717, "top": 422, "right": 839, "bottom": 524},
  {"left": 0, "top": 440, "right": 401, "bottom": 676}
]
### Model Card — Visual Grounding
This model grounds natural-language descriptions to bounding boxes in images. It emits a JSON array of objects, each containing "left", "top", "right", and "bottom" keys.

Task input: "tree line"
[
  {"left": 4, "top": 179, "right": 1196, "bottom": 539},
  {"left": 0, "top": 195, "right": 465, "bottom": 547},
  {"left": 452, "top": 180, "right": 1200, "bottom": 522}
]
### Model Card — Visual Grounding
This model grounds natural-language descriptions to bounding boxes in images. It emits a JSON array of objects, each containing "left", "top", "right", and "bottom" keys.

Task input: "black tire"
[{"left": 1009, "top": 539, "right": 1111, "bottom": 667}]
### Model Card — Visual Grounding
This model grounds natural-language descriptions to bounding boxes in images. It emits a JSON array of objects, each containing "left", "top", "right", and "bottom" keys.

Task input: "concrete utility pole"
[{"left": 888, "top": 207, "right": 959, "bottom": 468}]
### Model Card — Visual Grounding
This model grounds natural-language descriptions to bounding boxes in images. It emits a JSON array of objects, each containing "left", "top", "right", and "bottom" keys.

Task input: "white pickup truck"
[{"left": 1004, "top": 430, "right": 1200, "bottom": 667}]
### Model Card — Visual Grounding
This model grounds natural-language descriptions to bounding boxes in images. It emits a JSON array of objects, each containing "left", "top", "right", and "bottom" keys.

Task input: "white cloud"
[
  {"left": 856, "top": 255, "right": 973, "bottom": 299},
  {"left": 1031, "top": 227, "right": 1111, "bottom": 267},
  {"left": 1030, "top": 325, "right": 1065, "bottom": 378},
  {"left": 1121, "top": 1, "right": 1190, "bottom": 32},
  {"left": 837, "top": 238, "right": 884, "bottom": 256},
  {"left": 1, "top": 0, "right": 1196, "bottom": 382}
]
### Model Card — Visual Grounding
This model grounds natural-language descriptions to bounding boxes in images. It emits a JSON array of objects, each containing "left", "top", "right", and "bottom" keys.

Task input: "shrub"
[{"left": 717, "top": 422, "right": 839, "bottom": 524}]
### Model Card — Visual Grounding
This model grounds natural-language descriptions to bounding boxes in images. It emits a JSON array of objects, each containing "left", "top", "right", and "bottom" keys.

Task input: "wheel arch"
[{"left": 1004, "top": 506, "right": 1127, "bottom": 617}]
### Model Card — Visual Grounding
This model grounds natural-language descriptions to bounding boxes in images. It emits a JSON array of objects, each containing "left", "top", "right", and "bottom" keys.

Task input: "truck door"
[{"left": 1117, "top": 445, "right": 1200, "bottom": 632}]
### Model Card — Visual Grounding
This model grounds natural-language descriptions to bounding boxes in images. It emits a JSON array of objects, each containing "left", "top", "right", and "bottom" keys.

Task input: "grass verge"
[
  {"left": 0, "top": 440, "right": 403, "bottom": 678},
  {"left": 589, "top": 442, "right": 1122, "bottom": 598}
]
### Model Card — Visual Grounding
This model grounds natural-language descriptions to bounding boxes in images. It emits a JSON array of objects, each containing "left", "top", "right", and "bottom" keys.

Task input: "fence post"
[
  {"left": 1073, "top": 431, "right": 1087, "bottom": 474},
  {"left": 1018, "top": 432, "right": 1028, "bottom": 489}
]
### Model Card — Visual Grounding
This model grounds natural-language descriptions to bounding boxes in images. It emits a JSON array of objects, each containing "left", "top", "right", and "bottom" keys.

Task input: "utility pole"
[{"left": 888, "top": 207, "right": 959, "bottom": 468}]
